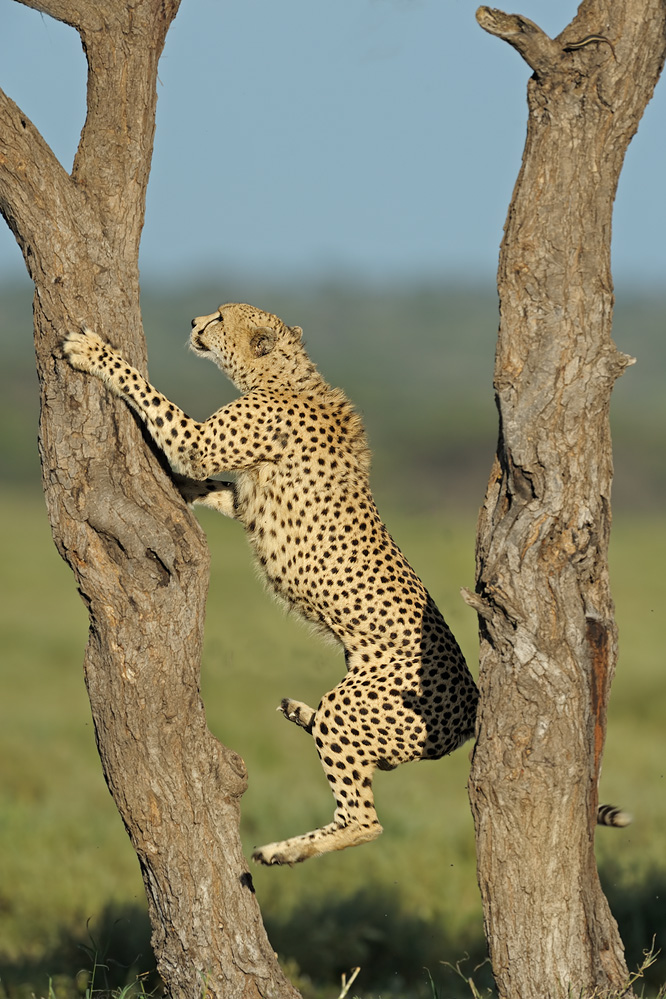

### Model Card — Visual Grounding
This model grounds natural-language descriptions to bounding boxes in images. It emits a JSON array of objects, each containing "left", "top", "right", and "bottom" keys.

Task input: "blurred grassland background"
[{"left": 0, "top": 279, "right": 665, "bottom": 998}]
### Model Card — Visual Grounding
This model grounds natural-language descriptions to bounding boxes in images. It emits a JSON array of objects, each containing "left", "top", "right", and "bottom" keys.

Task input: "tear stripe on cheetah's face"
[{"left": 62, "top": 302, "right": 480, "bottom": 865}]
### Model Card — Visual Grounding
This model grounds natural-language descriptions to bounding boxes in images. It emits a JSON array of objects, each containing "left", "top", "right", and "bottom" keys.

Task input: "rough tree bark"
[
  {"left": 0, "top": 3, "right": 299, "bottom": 997},
  {"left": 465, "top": 3, "right": 666, "bottom": 998}
]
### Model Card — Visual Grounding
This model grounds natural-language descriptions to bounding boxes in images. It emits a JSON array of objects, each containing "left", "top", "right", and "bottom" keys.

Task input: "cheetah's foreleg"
[
  {"left": 63, "top": 327, "right": 277, "bottom": 480},
  {"left": 64, "top": 327, "right": 212, "bottom": 478},
  {"left": 176, "top": 477, "right": 238, "bottom": 519}
]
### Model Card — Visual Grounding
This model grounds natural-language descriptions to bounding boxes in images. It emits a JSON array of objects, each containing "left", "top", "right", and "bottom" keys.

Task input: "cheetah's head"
[{"left": 190, "top": 303, "right": 305, "bottom": 391}]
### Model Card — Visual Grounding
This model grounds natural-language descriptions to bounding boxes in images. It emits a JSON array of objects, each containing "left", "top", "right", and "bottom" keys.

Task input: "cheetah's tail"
[{"left": 597, "top": 803, "right": 632, "bottom": 827}]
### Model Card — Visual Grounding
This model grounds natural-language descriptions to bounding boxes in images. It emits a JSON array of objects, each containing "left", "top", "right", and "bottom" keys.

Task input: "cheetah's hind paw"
[
  {"left": 252, "top": 843, "right": 297, "bottom": 867},
  {"left": 278, "top": 698, "right": 315, "bottom": 732},
  {"left": 252, "top": 820, "right": 383, "bottom": 866}
]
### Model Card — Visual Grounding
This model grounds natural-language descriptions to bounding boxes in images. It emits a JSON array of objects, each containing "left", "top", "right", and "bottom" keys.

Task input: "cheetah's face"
[{"left": 190, "top": 303, "right": 302, "bottom": 391}]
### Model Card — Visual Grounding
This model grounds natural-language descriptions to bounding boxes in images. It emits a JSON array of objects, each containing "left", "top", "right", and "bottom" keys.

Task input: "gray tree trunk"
[
  {"left": 466, "top": 3, "right": 666, "bottom": 997},
  {"left": 0, "top": 3, "right": 299, "bottom": 997}
]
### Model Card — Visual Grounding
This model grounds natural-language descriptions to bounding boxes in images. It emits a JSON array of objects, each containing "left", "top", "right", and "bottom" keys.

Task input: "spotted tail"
[{"left": 597, "top": 804, "right": 632, "bottom": 827}]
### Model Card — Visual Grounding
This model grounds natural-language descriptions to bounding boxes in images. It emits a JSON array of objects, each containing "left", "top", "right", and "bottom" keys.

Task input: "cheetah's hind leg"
[
  {"left": 252, "top": 747, "right": 383, "bottom": 866},
  {"left": 278, "top": 698, "right": 316, "bottom": 733},
  {"left": 254, "top": 687, "right": 383, "bottom": 865}
]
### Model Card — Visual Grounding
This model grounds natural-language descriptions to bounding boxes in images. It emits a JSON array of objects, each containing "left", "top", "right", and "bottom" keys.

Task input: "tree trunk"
[
  {"left": 0, "top": 3, "right": 299, "bottom": 997},
  {"left": 466, "top": 3, "right": 666, "bottom": 997}
]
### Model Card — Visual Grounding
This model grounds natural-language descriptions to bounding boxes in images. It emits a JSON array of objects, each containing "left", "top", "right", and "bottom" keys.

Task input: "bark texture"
[
  {"left": 0, "top": 3, "right": 298, "bottom": 997},
  {"left": 466, "top": 3, "right": 666, "bottom": 997}
]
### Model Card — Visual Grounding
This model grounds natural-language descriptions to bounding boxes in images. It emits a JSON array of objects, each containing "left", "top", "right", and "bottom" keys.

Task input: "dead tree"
[
  {"left": 466, "top": 3, "right": 666, "bottom": 997},
  {"left": 0, "top": 2, "right": 299, "bottom": 997}
]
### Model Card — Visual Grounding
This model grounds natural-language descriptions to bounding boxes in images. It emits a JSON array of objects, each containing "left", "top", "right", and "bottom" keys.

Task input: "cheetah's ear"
[
  {"left": 250, "top": 327, "right": 277, "bottom": 357},
  {"left": 289, "top": 325, "right": 303, "bottom": 340}
]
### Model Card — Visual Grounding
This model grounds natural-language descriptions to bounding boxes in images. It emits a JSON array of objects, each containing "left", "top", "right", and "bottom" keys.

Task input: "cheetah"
[{"left": 63, "top": 302, "right": 480, "bottom": 864}]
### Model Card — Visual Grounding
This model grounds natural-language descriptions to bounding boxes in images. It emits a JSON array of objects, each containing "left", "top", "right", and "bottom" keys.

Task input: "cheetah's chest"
[{"left": 233, "top": 463, "right": 351, "bottom": 624}]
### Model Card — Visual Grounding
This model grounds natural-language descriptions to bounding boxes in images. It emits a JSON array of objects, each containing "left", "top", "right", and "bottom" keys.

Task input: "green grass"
[{"left": 0, "top": 489, "right": 664, "bottom": 998}]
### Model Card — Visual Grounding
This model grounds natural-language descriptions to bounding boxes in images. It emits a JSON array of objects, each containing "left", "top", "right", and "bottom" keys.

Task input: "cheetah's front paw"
[{"left": 63, "top": 327, "right": 109, "bottom": 373}]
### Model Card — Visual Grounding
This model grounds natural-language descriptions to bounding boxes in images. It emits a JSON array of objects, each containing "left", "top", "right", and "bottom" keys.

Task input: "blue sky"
[{"left": 0, "top": 0, "right": 664, "bottom": 285}]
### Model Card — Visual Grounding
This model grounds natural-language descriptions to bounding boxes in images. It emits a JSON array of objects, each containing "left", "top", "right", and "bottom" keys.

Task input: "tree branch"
[
  {"left": 476, "top": 7, "right": 560, "bottom": 75},
  {"left": 13, "top": 0, "right": 178, "bottom": 33},
  {"left": 72, "top": 1, "right": 181, "bottom": 241},
  {"left": 0, "top": 86, "right": 82, "bottom": 278},
  {"left": 478, "top": 1, "right": 666, "bottom": 87},
  {"left": 12, "top": 0, "right": 91, "bottom": 31}
]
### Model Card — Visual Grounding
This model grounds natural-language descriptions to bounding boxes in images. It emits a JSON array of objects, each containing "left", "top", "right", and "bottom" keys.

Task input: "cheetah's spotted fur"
[{"left": 64, "top": 303, "right": 479, "bottom": 864}]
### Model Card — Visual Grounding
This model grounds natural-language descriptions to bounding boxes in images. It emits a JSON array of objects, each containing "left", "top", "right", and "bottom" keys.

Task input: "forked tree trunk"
[
  {"left": 466, "top": 3, "right": 665, "bottom": 997},
  {"left": 0, "top": 3, "right": 298, "bottom": 997}
]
